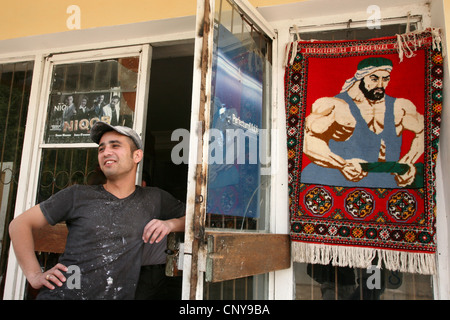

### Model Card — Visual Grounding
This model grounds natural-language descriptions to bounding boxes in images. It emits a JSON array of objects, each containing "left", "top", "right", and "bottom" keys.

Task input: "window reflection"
[
  {"left": 36, "top": 148, "right": 101, "bottom": 203},
  {"left": 44, "top": 57, "right": 139, "bottom": 144},
  {"left": 295, "top": 262, "right": 433, "bottom": 300},
  {"left": 206, "top": 0, "right": 271, "bottom": 232},
  {"left": 0, "top": 61, "right": 34, "bottom": 298},
  {"left": 203, "top": 0, "right": 272, "bottom": 301}
]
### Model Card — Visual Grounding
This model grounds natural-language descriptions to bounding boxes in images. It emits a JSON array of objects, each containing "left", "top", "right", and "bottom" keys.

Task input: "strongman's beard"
[{"left": 359, "top": 79, "right": 385, "bottom": 101}]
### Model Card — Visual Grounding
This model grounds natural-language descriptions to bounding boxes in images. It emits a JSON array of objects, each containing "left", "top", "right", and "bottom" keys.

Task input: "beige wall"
[
  {"left": 0, "top": 0, "right": 303, "bottom": 41},
  {"left": 446, "top": 0, "right": 450, "bottom": 45}
]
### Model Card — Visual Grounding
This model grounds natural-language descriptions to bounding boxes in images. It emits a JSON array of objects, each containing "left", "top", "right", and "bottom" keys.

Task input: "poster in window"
[
  {"left": 44, "top": 57, "right": 139, "bottom": 144},
  {"left": 45, "top": 91, "right": 134, "bottom": 144}
]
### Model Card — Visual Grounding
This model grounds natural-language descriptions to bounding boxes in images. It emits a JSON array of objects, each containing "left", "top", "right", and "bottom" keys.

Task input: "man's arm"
[
  {"left": 142, "top": 216, "right": 186, "bottom": 244},
  {"left": 303, "top": 97, "right": 367, "bottom": 182},
  {"left": 9, "top": 205, "right": 68, "bottom": 290},
  {"left": 394, "top": 98, "right": 425, "bottom": 164},
  {"left": 304, "top": 97, "right": 355, "bottom": 168},
  {"left": 394, "top": 98, "right": 425, "bottom": 186}
]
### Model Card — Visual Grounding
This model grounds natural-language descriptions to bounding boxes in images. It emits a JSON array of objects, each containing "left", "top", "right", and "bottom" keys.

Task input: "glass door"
[{"left": 183, "top": 0, "right": 285, "bottom": 300}]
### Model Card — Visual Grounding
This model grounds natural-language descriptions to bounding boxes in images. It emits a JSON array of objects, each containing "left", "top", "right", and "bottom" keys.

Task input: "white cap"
[{"left": 90, "top": 121, "right": 143, "bottom": 149}]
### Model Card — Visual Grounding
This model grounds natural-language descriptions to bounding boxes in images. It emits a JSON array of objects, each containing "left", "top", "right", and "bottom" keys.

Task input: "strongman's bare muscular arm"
[
  {"left": 303, "top": 97, "right": 367, "bottom": 182},
  {"left": 393, "top": 98, "right": 425, "bottom": 186}
]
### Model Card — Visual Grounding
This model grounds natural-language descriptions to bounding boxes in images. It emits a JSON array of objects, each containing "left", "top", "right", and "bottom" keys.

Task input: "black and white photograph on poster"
[{"left": 45, "top": 92, "right": 134, "bottom": 144}]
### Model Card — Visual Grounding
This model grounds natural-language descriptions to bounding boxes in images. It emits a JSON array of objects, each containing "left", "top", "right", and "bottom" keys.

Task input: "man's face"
[
  {"left": 111, "top": 98, "right": 119, "bottom": 106},
  {"left": 66, "top": 96, "right": 74, "bottom": 105},
  {"left": 359, "top": 70, "right": 391, "bottom": 101},
  {"left": 97, "top": 131, "right": 139, "bottom": 180}
]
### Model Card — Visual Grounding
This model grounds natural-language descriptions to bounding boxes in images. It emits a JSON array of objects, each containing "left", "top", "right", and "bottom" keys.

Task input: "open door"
[{"left": 182, "top": 0, "right": 290, "bottom": 300}]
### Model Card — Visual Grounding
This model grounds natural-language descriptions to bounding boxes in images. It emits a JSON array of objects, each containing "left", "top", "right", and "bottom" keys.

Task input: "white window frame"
[{"left": 3, "top": 45, "right": 152, "bottom": 299}]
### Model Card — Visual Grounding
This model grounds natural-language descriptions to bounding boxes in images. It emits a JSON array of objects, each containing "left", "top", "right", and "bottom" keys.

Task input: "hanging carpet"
[{"left": 284, "top": 28, "right": 444, "bottom": 274}]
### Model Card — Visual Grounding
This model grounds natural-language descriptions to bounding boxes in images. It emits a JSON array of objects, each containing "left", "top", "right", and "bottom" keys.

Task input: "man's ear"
[{"left": 134, "top": 149, "right": 144, "bottom": 164}]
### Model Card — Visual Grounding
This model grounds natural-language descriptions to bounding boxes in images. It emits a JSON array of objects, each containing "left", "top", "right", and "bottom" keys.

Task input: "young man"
[{"left": 9, "top": 121, "right": 185, "bottom": 299}]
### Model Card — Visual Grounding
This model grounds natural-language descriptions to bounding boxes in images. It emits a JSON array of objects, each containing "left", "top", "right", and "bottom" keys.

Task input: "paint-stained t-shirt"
[{"left": 36, "top": 184, "right": 185, "bottom": 300}]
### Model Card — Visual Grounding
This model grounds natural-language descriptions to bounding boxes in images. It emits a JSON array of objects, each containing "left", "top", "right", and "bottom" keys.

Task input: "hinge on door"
[
  {"left": 195, "top": 194, "right": 204, "bottom": 203},
  {"left": 165, "top": 232, "right": 185, "bottom": 277}
]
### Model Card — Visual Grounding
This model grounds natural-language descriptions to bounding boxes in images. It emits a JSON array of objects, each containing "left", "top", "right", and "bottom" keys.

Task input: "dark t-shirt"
[{"left": 36, "top": 184, "right": 185, "bottom": 300}]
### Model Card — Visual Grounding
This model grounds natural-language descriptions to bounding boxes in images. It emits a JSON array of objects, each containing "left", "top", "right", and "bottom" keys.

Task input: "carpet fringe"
[{"left": 292, "top": 241, "right": 436, "bottom": 275}]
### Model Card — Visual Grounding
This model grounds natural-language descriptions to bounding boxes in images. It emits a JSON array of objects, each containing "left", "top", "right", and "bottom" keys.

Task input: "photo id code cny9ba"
[{"left": 179, "top": 304, "right": 270, "bottom": 317}]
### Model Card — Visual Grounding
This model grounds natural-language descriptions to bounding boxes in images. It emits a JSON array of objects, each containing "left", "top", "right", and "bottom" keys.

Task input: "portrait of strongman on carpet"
[
  {"left": 300, "top": 56, "right": 424, "bottom": 189},
  {"left": 285, "top": 30, "right": 443, "bottom": 274}
]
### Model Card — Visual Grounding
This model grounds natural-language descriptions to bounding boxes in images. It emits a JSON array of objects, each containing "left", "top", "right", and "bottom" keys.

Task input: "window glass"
[
  {"left": 206, "top": 0, "right": 272, "bottom": 232},
  {"left": 36, "top": 148, "right": 102, "bottom": 202},
  {"left": 202, "top": 0, "right": 273, "bottom": 300},
  {"left": 0, "top": 61, "right": 34, "bottom": 298},
  {"left": 44, "top": 57, "right": 139, "bottom": 144},
  {"left": 295, "top": 262, "right": 433, "bottom": 300}
]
